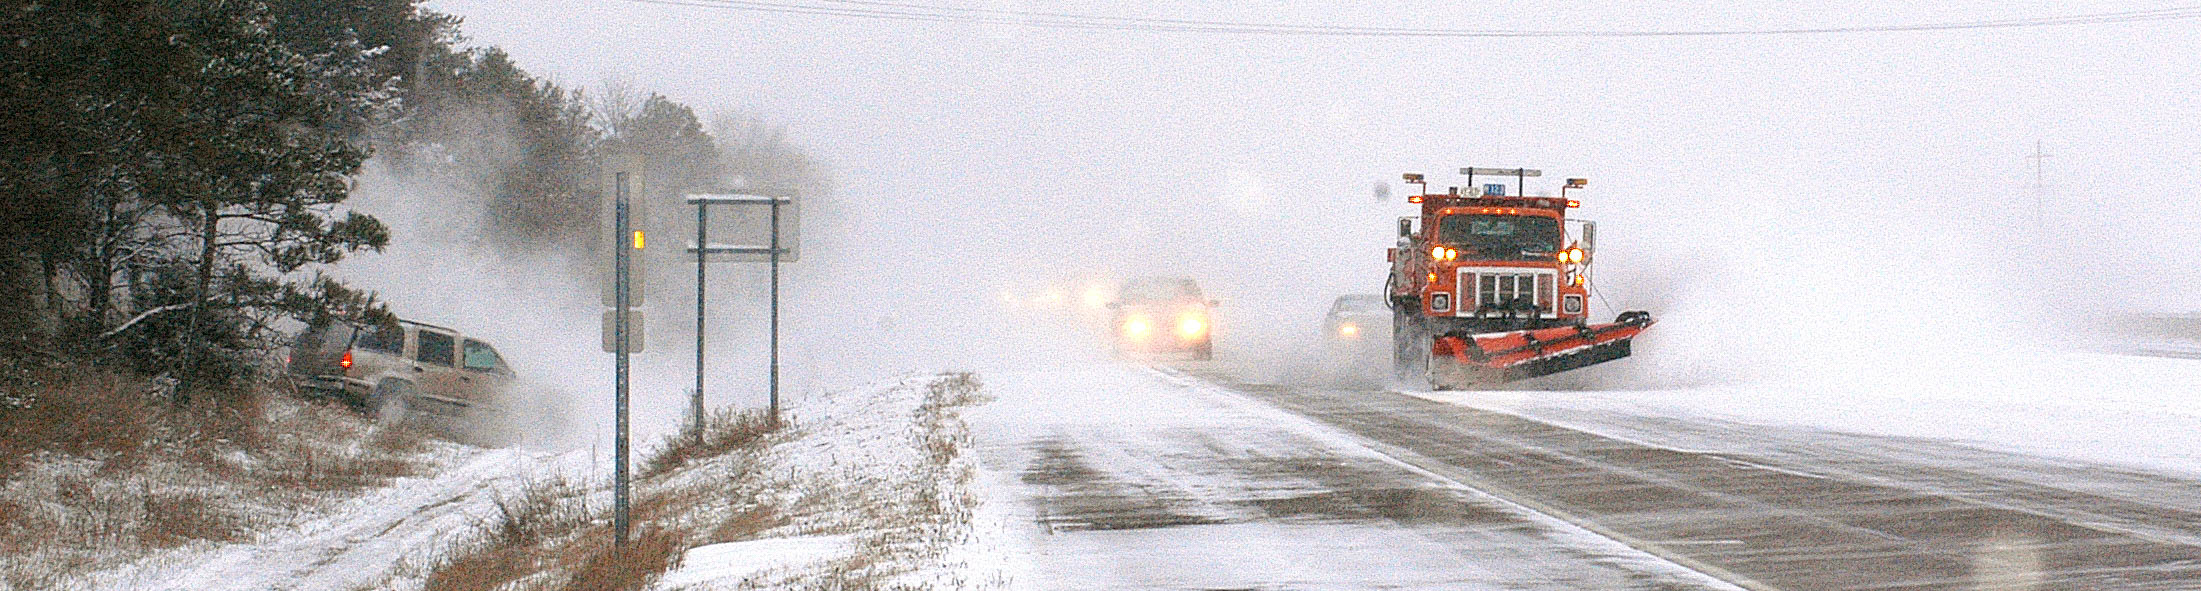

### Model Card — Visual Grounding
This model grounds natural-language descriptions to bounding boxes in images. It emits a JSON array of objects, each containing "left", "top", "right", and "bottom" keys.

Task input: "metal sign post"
[
  {"left": 769, "top": 196, "right": 781, "bottom": 421},
  {"left": 611, "top": 171, "right": 632, "bottom": 547},
  {"left": 683, "top": 193, "right": 798, "bottom": 424},
  {"left": 693, "top": 202, "right": 706, "bottom": 441},
  {"left": 599, "top": 153, "right": 645, "bottom": 548}
]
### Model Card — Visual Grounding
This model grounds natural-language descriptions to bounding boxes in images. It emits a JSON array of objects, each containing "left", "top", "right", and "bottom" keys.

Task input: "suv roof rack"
[{"left": 398, "top": 318, "right": 459, "bottom": 333}]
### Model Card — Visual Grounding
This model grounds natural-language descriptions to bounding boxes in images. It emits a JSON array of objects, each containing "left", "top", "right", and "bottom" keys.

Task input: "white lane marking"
[{"left": 1397, "top": 388, "right": 1728, "bottom": 456}]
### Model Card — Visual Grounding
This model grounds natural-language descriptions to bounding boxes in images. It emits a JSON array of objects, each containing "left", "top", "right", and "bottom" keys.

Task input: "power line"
[
  {"left": 813, "top": 0, "right": 2201, "bottom": 35},
  {"left": 614, "top": 0, "right": 2201, "bottom": 37}
]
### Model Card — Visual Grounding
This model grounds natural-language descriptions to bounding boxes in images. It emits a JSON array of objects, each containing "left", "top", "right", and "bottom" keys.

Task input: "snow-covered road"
[
  {"left": 963, "top": 364, "right": 1742, "bottom": 590},
  {"left": 1179, "top": 362, "right": 2201, "bottom": 591}
]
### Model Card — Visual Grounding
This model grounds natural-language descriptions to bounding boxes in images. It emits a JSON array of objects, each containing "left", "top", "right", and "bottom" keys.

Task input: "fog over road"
[{"left": 964, "top": 361, "right": 2201, "bottom": 591}]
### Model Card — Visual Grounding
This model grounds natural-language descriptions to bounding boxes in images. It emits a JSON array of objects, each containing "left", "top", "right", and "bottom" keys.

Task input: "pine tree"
[
  {"left": 0, "top": 1, "right": 398, "bottom": 396},
  {"left": 137, "top": 1, "right": 396, "bottom": 396}
]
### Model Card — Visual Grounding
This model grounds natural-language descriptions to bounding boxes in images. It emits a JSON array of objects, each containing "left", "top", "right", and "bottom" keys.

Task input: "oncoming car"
[
  {"left": 1322, "top": 294, "right": 1389, "bottom": 342},
  {"left": 1108, "top": 276, "right": 1216, "bottom": 360},
  {"left": 288, "top": 318, "right": 515, "bottom": 432}
]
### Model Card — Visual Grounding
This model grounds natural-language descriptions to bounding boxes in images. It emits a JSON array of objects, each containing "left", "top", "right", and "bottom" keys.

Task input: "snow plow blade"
[{"left": 1430, "top": 311, "right": 1654, "bottom": 389}]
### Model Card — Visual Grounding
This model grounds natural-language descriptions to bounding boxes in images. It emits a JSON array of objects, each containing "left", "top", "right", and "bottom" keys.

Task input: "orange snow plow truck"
[{"left": 1388, "top": 168, "right": 1653, "bottom": 390}]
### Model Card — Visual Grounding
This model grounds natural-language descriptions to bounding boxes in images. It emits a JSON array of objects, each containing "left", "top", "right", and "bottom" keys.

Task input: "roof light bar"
[{"left": 1462, "top": 167, "right": 1542, "bottom": 177}]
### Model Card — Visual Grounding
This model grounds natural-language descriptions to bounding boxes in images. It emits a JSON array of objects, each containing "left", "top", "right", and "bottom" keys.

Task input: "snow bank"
[
  {"left": 655, "top": 535, "right": 851, "bottom": 589},
  {"left": 651, "top": 372, "right": 1004, "bottom": 590},
  {"left": 1434, "top": 349, "right": 2201, "bottom": 478}
]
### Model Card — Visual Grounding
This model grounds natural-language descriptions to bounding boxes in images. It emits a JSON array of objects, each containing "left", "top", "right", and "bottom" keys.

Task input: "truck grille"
[{"left": 1459, "top": 269, "right": 1556, "bottom": 317}]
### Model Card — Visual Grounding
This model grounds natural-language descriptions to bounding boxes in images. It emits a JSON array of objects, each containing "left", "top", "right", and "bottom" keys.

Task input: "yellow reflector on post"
[{"left": 632, "top": 230, "right": 645, "bottom": 250}]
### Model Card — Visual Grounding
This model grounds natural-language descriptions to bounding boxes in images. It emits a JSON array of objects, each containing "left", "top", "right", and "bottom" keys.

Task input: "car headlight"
[
  {"left": 1338, "top": 322, "right": 1359, "bottom": 338},
  {"left": 1122, "top": 314, "right": 1152, "bottom": 339},
  {"left": 1080, "top": 285, "right": 1110, "bottom": 309},
  {"left": 1176, "top": 312, "right": 1208, "bottom": 340}
]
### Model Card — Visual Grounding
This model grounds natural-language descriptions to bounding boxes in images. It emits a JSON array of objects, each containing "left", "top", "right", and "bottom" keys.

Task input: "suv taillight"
[{"left": 339, "top": 349, "right": 353, "bottom": 370}]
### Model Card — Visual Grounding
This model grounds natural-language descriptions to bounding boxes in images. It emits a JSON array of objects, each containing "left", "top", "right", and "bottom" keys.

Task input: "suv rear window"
[
  {"left": 416, "top": 330, "right": 456, "bottom": 366},
  {"left": 358, "top": 323, "right": 403, "bottom": 354},
  {"left": 293, "top": 322, "right": 353, "bottom": 355}
]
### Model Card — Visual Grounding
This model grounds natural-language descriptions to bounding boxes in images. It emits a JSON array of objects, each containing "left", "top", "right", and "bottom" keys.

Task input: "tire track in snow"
[{"left": 91, "top": 448, "right": 588, "bottom": 591}]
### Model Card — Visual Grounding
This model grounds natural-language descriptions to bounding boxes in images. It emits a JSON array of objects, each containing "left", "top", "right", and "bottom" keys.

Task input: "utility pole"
[{"left": 2027, "top": 140, "right": 2053, "bottom": 239}]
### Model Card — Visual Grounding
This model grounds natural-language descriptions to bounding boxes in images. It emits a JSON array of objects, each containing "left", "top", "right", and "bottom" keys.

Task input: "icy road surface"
[
  {"left": 1178, "top": 364, "right": 2201, "bottom": 591},
  {"left": 964, "top": 364, "right": 1741, "bottom": 590}
]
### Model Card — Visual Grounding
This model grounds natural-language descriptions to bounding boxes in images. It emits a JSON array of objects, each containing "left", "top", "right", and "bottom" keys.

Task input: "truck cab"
[
  {"left": 1392, "top": 187, "right": 1593, "bottom": 335},
  {"left": 1385, "top": 169, "right": 1648, "bottom": 389}
]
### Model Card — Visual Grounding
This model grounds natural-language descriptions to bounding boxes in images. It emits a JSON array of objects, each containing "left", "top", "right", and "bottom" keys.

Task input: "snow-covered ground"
[
  {"left": 79, "top": 446, "right": 592, "bottom": 591},
  {"left": 18, "top": 371, "right": 997, "bottom": 591},
  {"left": 1424, "top": 348, "right": 2201, "bottom": 480},
  {"left": 646, "top": 372, "right": 1005, "bottom": 590}
]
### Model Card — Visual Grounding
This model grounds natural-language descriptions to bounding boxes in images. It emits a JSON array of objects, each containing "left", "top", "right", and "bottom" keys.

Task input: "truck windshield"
[{"left": 1437, "top": 214, "right": 1560, "bottom": 261}]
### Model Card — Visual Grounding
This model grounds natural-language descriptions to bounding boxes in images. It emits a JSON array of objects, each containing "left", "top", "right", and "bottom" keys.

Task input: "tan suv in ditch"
[{"left": 288, "top": 318, "right": 515, "bottom": 430}]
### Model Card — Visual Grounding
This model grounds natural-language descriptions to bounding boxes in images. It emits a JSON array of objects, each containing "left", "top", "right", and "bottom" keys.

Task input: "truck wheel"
[
  {"left": 369, "top": 379, "right": 415, "bottom": 426},
  {"left": 1193, "top": 341, "right": 1214, "bottom": 361},
  {"left": 1392, "top": 308, "right": 1430, "bottom": 389}
]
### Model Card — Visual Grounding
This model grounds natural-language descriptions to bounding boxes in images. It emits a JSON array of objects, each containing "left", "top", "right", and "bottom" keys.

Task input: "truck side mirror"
[
  {"left": 1581, "top": 221, "right": 1597, "bottom": 263},
  {"left": 1397, "top": 217, "right": 1414, "bottom": 238}
]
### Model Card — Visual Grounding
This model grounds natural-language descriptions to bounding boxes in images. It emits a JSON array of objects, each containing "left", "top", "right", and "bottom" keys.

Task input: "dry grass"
[
  {"left": 560, "top": 527, "right": 684, "bottom": 591},
  {"left": 421, "top": 410, "right": 787, "bottom": 591},
  {"left": 706, "top": 504, "right": 785, "bottom": 544},
  {"left": 0, "top": 361, "right": 163, "bottom": 477},
  {"left": 139, "top": 491, "right": 244, "bottom": 547},
  {"left": 639, "top": 407, "right": 777, "bottom": 479},
  {"left": 422, "top": 477, "right": 597, "bottom": 591},
  {"left": 265, "top": 440, "right": 422, "bottom": 491},
  {"left": 0, "top": 358, "right": 438, "bottom": 585}
]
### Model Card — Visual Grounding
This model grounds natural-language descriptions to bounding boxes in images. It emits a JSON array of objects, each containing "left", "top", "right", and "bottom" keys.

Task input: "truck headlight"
[{"left": 1431, "top": 293, "right": 1452, "bottom": 312}]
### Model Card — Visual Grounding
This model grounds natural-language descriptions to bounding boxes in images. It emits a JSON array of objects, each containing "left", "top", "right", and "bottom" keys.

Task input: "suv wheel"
[{"left": 370, "top": 379, "right": 415, "bottom": 426}]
